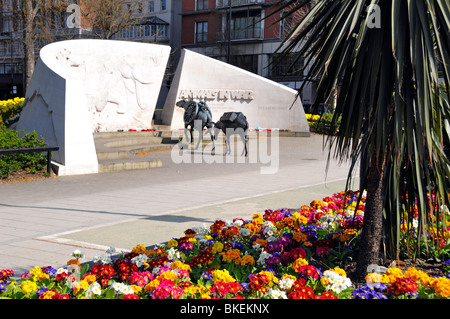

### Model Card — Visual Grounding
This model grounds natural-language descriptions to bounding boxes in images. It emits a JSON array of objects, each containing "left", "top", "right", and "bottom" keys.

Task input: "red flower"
[
  {"left": 315, "top": 291, "right": 338, "bottom": 299},
  {"left": 288, "top": 285, "right": 315, "bottom": 299},
  {"left": 387, "top": 278, "right": 418, "bottom": 297},
  {"left": 122, "top": 294, "right": 139, "bottom": 299}
]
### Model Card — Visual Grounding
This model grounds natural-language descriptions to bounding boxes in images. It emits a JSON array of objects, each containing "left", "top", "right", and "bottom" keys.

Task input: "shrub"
[
  {"left": 0, "top": 124, "right": 48, "bottom": 178},
  {"left": 306, "top": 113, "right": 341, "bottom": 135}
]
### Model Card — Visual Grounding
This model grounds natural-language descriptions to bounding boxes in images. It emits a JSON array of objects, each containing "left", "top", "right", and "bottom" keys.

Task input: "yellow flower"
[
  {"left": 258, "top": 270, "right": 278, "bottom": 286},
  {"left": 252, "top": 213, "right": 264, "bottom": 226},
  {"left": 292, "top": 258, "right": 309, "bottom": 272},
  {"left": 431, "top": 277, "right": 450, "bottom": 298},
  {"left": 292, "top": 212, "right": 308, "bottom": 225},
  {"left": 39, "top": 290, "right": 56, "bottom": 299},
  {"left": 170, "top": 260, "right": 192, "bottom": 272},
  {"left": 404, "top": 267, "right": 431, "bottom": 286},
  {"left": 20, "top": 281, "right": 37, "bottom": 294},
  {"left": 157, "top": 270, "right": 178, "bottom": 282},
  {"left": 131, "top": 285, "right": 142, "bottom": 294},
  {"left": 84, "top": 274, "right": 97, "bottom": 284},
  {"left": 167, "top": 239, "right": 178, "bottom": 248},
  {"left": 211, "top": 242, "right": 224, "bottom": 254},
  {"left": 384, "top": 267, "right": 404, "bottom": 283},
  {"left": 132, "top": 244, "right": 149, "bottom": 254},
  {"left": 331, "top": 267, "right": 347, "bottom": 277},
  {"left": 145, "top": 279, "right": 161, "bottom": 293},
  {"left": 29, "top": 266, "right": 42, "bottom": 276},
  {"left": 73, "top": 280, "right": 89, "bottom": 294},
  {"left": 212, "top": 269, "right": 235, "bottom": 284},
  {"left": 29, "top": 266, "right": 49, "bottom": 281}
]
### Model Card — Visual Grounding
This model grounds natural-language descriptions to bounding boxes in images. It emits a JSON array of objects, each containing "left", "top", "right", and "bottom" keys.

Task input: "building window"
[
  {"left": 195, "top": 21, "right": 208, "bottom": 43},
  {"left": 229, "top": 55, "right": 258, "bottom": 74},
  {"left": 268, "top": 53, "right": 303, "bottom": 78},
  {"left": 161, "top": 0, "right": 166, "bottom": 11},
  {"left": 149, "top": 1, "right": 154, "bottom": 12},
  {"left": 196, "top": 0, "right": 208, "bottom": 10},
  {"left": 230, "top": 11, "right": 262, "bottom": 40}
]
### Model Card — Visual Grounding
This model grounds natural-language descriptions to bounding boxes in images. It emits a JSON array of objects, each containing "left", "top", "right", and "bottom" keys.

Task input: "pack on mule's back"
[{"left": 220, "top": 112, "right": 247, "bottom": 128}]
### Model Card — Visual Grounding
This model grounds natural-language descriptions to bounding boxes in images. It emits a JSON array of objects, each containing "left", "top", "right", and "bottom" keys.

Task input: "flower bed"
[
  {"left": 1, "top": 191, "right": 449, "bottom": 299},
  {"left": 0, "top": 97, "right": 24, "bottom": 127}
]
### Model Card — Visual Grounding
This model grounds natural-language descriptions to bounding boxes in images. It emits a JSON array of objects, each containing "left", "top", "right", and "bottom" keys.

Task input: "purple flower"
[{"left": 265, "top": 254, "right": 282, "bottom": 266}]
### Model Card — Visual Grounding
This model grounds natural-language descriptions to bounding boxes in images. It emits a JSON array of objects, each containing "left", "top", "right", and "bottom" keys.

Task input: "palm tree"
[{"left": 272, "top": 0, "right": 450, "bottom": 281}]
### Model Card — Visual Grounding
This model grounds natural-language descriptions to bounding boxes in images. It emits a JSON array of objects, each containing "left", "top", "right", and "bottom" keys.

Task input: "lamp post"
[
  {"left": 10, "top": 28, "right": 14, "bottom": 97},
  {"left": 227, "top": 0, "right": 232, "bottom": 63}
]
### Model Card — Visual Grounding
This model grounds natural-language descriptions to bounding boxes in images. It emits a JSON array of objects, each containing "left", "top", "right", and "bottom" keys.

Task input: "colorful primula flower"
[{"left": 1, "top": 189, "right": 450, "bottom": 300}]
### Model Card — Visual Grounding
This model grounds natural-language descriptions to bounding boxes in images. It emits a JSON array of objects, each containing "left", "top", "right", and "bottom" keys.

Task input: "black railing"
[{"left": 0, "top": 146, "right": 59, "bottom": 175}]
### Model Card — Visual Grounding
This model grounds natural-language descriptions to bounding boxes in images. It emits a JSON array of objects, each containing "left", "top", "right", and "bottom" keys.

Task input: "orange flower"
[
  {"left": 67, "top": 259, "right": 80, "bottom": 267},
  {"left": 293, "top": 232, "right": 308, "bottom": 242}
]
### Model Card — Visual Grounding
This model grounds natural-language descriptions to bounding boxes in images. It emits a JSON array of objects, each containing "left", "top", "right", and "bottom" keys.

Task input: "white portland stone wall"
[
  {"left": 162, "top": 49, "right": 310, "bottom": 133},
  {"left": 16, "top": 39, "right": 171, "bottom": 176}
]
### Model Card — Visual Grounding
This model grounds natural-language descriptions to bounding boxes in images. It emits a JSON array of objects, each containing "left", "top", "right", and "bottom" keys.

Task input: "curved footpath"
[{"left": 0, "top": 135, "right": 358, "bottom": 277}]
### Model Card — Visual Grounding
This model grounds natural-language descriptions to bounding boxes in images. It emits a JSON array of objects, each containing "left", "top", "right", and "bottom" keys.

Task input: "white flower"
[
  {"left": 93, "top": 254, "right": 104, "bottom": 263},
  {"left": 322, "top": 270, "right": 352, "bottom": 294},
  {"left": 267, "top": 288, "right": 287, "bottom": 299},
  {"left": 263, "top": 221, "right": 274, "bottom": 228},
  {"left": 345, "top": 210, "right": 355, "bottom": 218},
  {"left": 253, "top": 243, "right": 261, "bottom": 249},
  {"left": 85, "top": 282, "right": 102, "bottom": 298},
  {"left": 233, "top": 219, "right": 244, "bottom": 227},
  {"left": 240, "top": 228, "right": 251, "bottom": 237},
  {"left": 112, "top": 282, "right": 133, "bottom": 295},
  {"left": 56, "top": 267, "right": 68, "bottom": 275},
  {"left": 263, "top": 227, "right": 275, "bottom": 237},
  {"left": 106, "top": 247, "right": 117, "bottom": 255},
  {"left": 167, "top": 247, "right": 184, "bottom": 261},
  {"left": 192, "top": 225, "right": 209, "bottom": 235},
  {"left": 278, "top": 277, "right": 295, "bottom": 291},
  {"left": 72, "top": 249, "right": 84, "bottom": 259},
  {"left": 120, "top": 284, "right": 134, "bottom": 295},
  {"left": 131, "top": 254, "right": 149, "bottom": 267},
  {"left": 257, "top": 250, "right": 272, "bottom": 265}
]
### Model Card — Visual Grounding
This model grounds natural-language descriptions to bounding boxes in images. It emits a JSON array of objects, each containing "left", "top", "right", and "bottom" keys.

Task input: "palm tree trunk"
[{"left": 354, "top": 147, "right": 386, "bottom": 281}]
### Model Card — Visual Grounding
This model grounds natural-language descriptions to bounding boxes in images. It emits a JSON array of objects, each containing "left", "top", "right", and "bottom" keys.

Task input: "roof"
[{"left": 141, "top": 16, "right": 170, "bottom": 26}]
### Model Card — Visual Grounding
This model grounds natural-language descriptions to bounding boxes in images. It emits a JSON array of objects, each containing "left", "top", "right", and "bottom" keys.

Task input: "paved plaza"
[{"left": 0, "top": 135, "right": 358, "bottom": 276}]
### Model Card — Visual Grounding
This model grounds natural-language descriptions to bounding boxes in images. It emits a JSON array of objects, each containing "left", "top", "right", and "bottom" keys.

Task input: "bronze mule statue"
[
  {"left": 176, "top": 99, "right": 215, "bottom": 153},
  {"left": 214, "top": 112, "right": 249, "bottom": 156}
]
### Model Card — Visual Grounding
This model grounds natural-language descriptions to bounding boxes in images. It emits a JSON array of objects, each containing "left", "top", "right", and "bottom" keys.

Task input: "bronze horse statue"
[{"left": 176, "top": 99, "right": 215, "bottom": 152}]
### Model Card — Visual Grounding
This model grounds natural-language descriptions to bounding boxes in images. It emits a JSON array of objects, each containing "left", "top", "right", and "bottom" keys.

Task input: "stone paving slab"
[{"left": 0, "top": 135, "right": 359, "bottom": 277}]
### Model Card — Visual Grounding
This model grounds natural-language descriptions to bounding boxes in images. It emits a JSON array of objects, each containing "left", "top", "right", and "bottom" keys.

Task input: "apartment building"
[
  {"left": 0, "top": 0, "right": 182, "bottom": 99},
  {"left": 180, "top": 0, "right": 315, "bottom": 108}
]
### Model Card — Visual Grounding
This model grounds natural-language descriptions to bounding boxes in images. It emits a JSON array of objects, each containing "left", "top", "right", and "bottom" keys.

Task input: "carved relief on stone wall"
[{"left": 54, "top": 45, "right": 168, "bottom": 132}]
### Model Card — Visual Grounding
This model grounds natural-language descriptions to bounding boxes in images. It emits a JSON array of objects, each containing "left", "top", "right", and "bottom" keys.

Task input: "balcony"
[{"left": 216, "top": 0, "right": 264, "bottom": 9}]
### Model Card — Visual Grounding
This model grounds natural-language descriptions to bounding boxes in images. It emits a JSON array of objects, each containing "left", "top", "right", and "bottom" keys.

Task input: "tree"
[
  {"left": 6, "top": 0, "right": 72, "bottom": 93},
  {"left": 80, "top": 0, "right": 140, "bottom": 40},
  {"left": 273, "top": 0, "right": 450, "bottom": 281}
]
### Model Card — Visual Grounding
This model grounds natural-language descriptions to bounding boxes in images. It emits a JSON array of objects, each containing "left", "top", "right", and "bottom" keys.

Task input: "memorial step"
[{"left": 98, "top": 159, "right": 162, "bottom": 173}]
